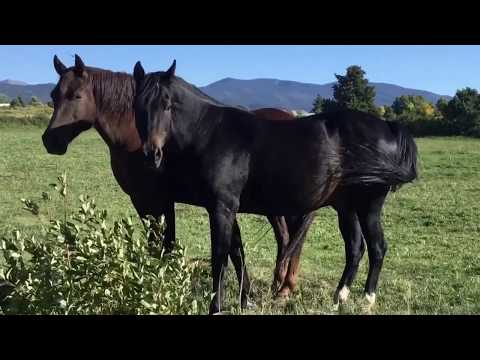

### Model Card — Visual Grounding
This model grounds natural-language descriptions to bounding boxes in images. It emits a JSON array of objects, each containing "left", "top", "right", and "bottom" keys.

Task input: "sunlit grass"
[{"left": 1, "top": 125, "right": 479, "bottom": 314}]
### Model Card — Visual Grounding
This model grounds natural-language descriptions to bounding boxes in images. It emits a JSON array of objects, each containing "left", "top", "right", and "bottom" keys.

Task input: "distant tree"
[
  {"left": 10, "top": 96, "right": 25, "bottom": 108},
  {"left": 47, "top": 101, "right": 54, "bottom": 108},
  {"left": 392, "top": 96, "right": 416, "bottom": 115},
  {"left": 441, "top": 88, "right": 480, "bottom": 135},
  {"left": 30, "top": 96, "right": 42, "bottom": 106},
  {"left": 436, "top": 98, "right": 449, "bottom": 117},
  {"left": 389, "top": 95, "right": 452, "bottom": 136},
  {"left": 322, "top": 98, "right": 342, "bottom": 113},
  {"left": 377, "top": 105, "right": 386, "bottom": 118},
  {"left": 311, "top": 95, "right": 324, "bottom": 113},
  {"left": 311, "top": 95, "right": 341, "bottom": 114},
  {"left": 391, "top": 95, "right": 437, "bottom": 121},
  {"left": 383, "top": 105, "right": 395, "bottom": 120},
  {"left": 332, "top": 65, "right": 377, "bottom": 114},
  {"left": 311, "top": 66, "right": 379, "bottom": 116}
]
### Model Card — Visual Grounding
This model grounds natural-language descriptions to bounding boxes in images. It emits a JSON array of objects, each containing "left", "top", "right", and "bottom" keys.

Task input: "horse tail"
[
  {"left": 386, "top": 121, "right": 419, "bottom": 191},
  {"left": 279, "top": 212, "right": 316, "bottom": 267},
  {"left": 340, "top": 121, "right": 418, "bottom": 191}
]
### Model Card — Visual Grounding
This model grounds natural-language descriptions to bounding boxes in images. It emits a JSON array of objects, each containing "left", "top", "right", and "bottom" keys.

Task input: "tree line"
[
  {"left": 3, "top": 96, "right": 53, "bottom": 108},
  {"left": 311, "top": 65, "right": 480, "bottom": 137}
]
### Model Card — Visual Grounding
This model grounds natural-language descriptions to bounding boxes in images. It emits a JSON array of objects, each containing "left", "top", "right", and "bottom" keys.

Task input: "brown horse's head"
[{"left": 42, "top": 54, "right": 97, "bottom": 155}]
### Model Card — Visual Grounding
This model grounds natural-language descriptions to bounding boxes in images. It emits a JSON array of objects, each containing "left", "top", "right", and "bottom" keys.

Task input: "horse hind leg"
[
  {"left": 354, "top": 186, "right": 390, "bottom": 313},
  {"left": 333, "top": 208, "right": 365, "bottom": 310},
  {"left": 281, "top": 212, "right": 316, "bottom": 297},
  {"left": 268, "top": 215, "right": 290, "bottom": 297}
]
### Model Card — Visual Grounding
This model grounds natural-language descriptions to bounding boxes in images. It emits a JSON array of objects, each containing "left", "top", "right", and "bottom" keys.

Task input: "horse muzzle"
[
  {"left": 143, "top": 144, "right": 163, "bottom": 169},
  {"left": 42, "top": 132, "right": 68, "bottom": 155}
]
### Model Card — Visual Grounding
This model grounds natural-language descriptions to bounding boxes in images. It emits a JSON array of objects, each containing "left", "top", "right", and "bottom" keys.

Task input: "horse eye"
[{"left": 75, "top": 94, "right": 82, "bottom": 100}]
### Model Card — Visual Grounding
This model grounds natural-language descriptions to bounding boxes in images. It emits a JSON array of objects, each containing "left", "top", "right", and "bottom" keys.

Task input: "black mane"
[{"left": 142, "top": 71, "right": 244, "bottom": 110}]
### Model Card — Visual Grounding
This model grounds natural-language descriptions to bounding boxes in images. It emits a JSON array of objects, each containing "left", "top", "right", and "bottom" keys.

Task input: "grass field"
[
  {"left": 1, "top": 122, "right": 479, "bottom": 314},
  {"left": 0, "top": 105, "right": 51, "bottom": 128}
]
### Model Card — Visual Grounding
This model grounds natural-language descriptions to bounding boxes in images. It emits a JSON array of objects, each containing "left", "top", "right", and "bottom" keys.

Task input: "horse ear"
[
  {"left": 133, "top": 61, "right": 145, "bottom": 82},
  {"left": 165, "top": 59, "right": 176, "bottom": 79},
  {"left": 74, "top": 54, "right": 86, "bottom": 76},
  {"left": 53, "top": 55, "right": 67, "bottom": 76}
]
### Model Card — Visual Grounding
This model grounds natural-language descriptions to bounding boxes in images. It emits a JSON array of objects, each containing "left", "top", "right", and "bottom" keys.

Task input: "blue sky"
[{"left": 1, "top": 45, "right": 479, "bottom": 95}]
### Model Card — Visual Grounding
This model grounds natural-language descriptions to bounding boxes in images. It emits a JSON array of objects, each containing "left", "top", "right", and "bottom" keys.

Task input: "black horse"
[{"left": 133, "top": 60, "right": 418, "bottom": 314}]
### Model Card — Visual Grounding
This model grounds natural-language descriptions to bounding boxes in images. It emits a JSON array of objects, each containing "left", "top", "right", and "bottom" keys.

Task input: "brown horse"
[
  {"left": 251, "top": 108, "right": 296, "bottom": 121},
  {"left": 41, "top": 55, "right": 314, "bottom": 300},
  {"left": 249, "top": 108, "right": 317, "bottom": 297}
]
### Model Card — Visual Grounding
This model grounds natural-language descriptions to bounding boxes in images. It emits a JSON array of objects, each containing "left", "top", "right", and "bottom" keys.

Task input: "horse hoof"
[
  {"left": 275, "top": 286, "right": 291, "bottom": 299},
  {"left": 361, "top": 293, "right": 376, "bottom": 314},
  {"left": 273, "top": 295, "right": 289, "bottom": 307},
  {"left": 333, "top": 286, "right": 350, "bottom": 311},
  {"left": 245, "top": 300, "right": 257, "bottom": 310},
  {"left": 212, "top": 311, "right": 230, "bottom": 315}
]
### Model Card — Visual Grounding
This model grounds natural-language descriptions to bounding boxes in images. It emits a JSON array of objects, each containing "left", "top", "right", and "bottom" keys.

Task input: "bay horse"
[
  {"left": 133, "top": 60, "right": 418, "bottom": 314},
  {"left": 250, "top": 108, "right": 295, "bottom": 121},
  {"left": 41, "top": 55, "right": 314, "bottom": 302}
]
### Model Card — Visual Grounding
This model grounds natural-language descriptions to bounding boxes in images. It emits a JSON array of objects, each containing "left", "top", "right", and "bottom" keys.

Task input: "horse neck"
[
  {"left": 94, "top": 111, "right": 142, "bottom": 154},
  {"left": 171, "top": 86, "right": 222, "bottom": 150},
  {"left": 88, "top": 70, "right": 140, "bottom": 154}
]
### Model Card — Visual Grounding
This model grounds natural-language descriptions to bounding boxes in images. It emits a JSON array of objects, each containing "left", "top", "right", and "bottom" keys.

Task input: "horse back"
[{"left": 252, "top": 108, "right": 296, "bottom": 121}]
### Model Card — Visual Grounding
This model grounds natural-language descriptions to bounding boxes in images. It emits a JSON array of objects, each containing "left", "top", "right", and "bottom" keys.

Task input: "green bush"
[
  {"left": 29, "top": 97, "right": 42, "bottom": 106},
  {"left": 0, "top": 173, "right": 208, "bottom": 315},
  {"left": 393, "top": 116, "right": 454, "bottom": 137},
  {"left": 9, "top": 96, "right": 25, "bottom": 108}
]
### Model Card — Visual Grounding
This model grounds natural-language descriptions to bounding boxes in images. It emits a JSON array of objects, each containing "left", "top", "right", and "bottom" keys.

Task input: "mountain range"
[{"left": 0, "top": 77, "right": 451, "bottom": 111}]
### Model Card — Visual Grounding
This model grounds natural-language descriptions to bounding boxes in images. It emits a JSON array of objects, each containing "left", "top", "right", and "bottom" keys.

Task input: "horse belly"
[{"left": 240, "top": 167, "right": 336, "bottom": 216}]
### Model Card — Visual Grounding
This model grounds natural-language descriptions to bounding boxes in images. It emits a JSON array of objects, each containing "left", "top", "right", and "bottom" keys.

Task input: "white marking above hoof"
[
  {"left": 362, "top": 293, "right": 376, "bottom": 314},
  {"left": 246, "top": 300, "right": 257, "bottom": 310},
  {"left": 365, "top": 293, "right": 376, "bottom": 305},
  {"left": 333, "top": 286, "right": 350, "bottom": 311},
  {"left": 339, "top": 286, "right": 350, "bottom": 303},
  {"left": 212, "top": 311, "right": 231, "bottom": 315}
]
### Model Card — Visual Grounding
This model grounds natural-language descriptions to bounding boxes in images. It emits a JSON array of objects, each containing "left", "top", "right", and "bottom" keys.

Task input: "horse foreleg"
[
  {"left": 208, "top": 201, "right": 237, "bottom": 315},
  {"left": 229, "top": 218, "right": 253, "bottom": 310},
  {"left": 131, "top": 195, "right": 175, "bottom": 253}
]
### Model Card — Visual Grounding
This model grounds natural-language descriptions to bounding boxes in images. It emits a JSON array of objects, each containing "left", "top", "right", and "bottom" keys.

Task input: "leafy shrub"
[
  {"left": 29, "top": 97, "right": 42, "bottom": 106},
  {"left": 9, "top": 96, "right": 25, "bottom": 108},
  {"left": 0, "top": 173, "right": 208, "bottom": 315},
  {"left": 393, "top": 116, "right": 455, "bottom": 137}
]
